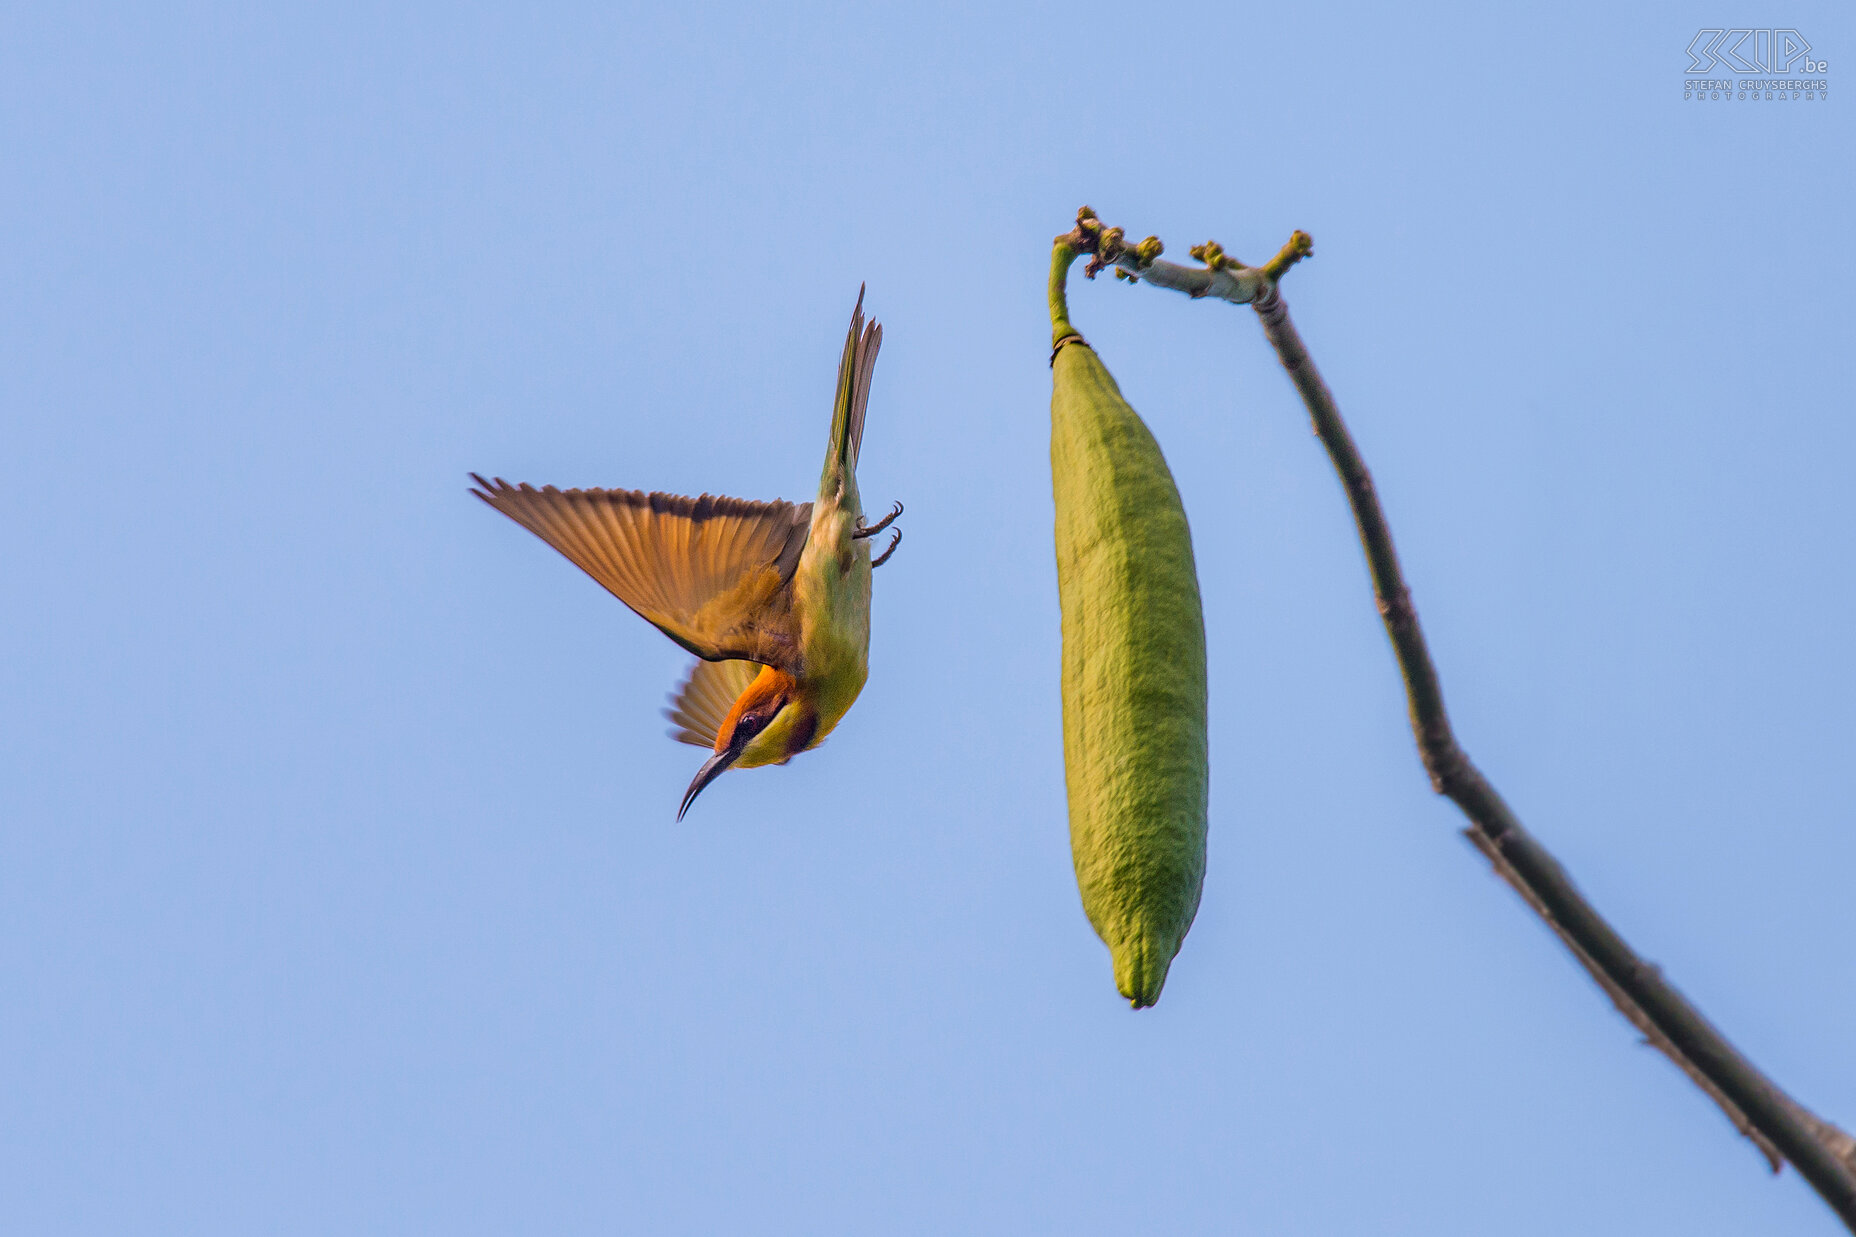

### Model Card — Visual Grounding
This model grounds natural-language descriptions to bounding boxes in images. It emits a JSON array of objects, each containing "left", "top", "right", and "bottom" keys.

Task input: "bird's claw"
[
  {"left": 852, "top": 500, "right": 903, "bottom": 540},
  {"left": 871, "top": 527, "right": 902, "bottom": 568}
]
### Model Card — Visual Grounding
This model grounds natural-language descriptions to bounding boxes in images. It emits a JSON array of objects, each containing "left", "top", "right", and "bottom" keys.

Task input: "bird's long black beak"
[{"left": 678, "top": 746, "right": 741, "bottom": 821}]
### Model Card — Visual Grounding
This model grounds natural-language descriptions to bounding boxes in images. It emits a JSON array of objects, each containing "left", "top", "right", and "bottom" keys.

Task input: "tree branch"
[{"left": 1057, "top": 206, "right": 1856, "bottom": 1229}]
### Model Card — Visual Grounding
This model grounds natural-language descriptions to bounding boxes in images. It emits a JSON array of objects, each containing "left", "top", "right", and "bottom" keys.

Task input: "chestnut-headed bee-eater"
[{"left": 471, "top": 289, "right": 900, "bottom": 819}]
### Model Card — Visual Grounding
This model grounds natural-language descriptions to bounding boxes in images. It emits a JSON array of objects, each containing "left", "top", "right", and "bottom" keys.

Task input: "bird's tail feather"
[{"left": 821, "top": 285, "right": 881, "bottom": 497}]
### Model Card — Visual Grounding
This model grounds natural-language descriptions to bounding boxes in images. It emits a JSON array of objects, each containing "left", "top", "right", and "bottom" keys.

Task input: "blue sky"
[{"left": 3, "top": 2, "right": 1852, "bottom": 1233}]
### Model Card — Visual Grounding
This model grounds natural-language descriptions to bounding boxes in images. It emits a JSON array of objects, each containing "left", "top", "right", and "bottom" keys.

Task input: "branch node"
[
  {"left": 1414, "top": 721, "right": 1467, "bottom": 793},
  {"left": 1055, "top": 205, "right": 1106, "bottom": 256},
  {"left": 1084, "top": 226, "right": 1128, "bottom": 278},
  {"left": 1374, "top": 584, "right": 1413, "bottom": 625}
]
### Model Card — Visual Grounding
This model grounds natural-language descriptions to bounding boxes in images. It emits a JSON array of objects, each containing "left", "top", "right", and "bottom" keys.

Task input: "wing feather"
[
  {"left": 471, "top": 475, "right": 814, "bottom": 669},
  {"left": 664, "top": 658, "right": 764, "bottom": 749}
]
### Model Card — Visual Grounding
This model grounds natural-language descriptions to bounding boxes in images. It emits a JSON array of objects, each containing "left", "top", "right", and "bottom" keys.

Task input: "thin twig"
[{"left": 1056, "top": 207, "right": 1856, "bottom": 1229}]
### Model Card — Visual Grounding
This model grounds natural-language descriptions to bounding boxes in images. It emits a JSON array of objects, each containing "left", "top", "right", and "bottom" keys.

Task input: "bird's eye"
[{"left": 731, "top": 702, "right": 784, "bottom": 747}]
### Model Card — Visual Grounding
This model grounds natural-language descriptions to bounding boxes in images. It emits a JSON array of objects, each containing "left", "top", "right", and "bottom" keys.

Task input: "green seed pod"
[{"left": 1048, "top": 245, "right": 1209, "bottom": 1009}]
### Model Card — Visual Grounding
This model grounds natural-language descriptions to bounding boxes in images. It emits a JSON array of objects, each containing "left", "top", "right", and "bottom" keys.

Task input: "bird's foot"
[
  {"left": 871, "top": 527, "right": 902, "bottom": 568},
  {"left": 852, "top": 501, "right": 903, "bottom": 540}
]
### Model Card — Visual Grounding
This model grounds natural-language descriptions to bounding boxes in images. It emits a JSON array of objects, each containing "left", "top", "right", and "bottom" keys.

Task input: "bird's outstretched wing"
[
  {"left": 664, "top": 657, "right": 765, "bottom": 749},
  {"left": 470, "top": 476, "right": 813, "bottom": 669}
]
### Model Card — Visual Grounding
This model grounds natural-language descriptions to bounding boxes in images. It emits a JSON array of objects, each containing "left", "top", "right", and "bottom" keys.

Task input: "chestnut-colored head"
[{"left": 678, "top": 666, "right": 818, "bottom": 819}]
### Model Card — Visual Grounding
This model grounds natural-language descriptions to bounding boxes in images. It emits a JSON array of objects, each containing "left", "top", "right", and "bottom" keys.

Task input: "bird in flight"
[{"left": 471, "top": 289, "right": 900, "bottom": 819}]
